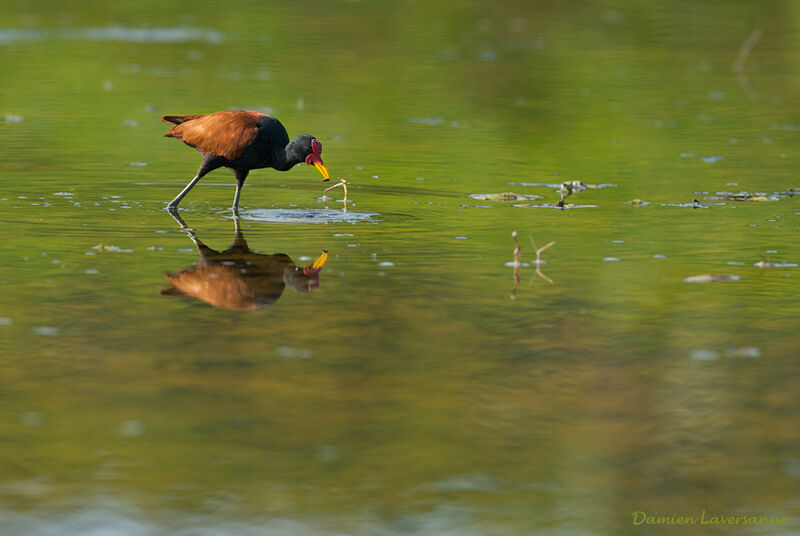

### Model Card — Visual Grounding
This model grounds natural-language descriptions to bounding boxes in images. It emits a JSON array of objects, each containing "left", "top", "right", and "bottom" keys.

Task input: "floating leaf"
[{"left": 468, "top": 192, "right": 541, "bottom": 202}]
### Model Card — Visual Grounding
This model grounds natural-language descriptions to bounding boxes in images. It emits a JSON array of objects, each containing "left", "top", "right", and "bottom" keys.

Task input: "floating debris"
[
  {"left": 467, "top": 192, "right": 541, "bottom": 202},
  {"left": 754, "top": 261, "right": 798, "bottom": 268},
  {"left": 514, "top": 203, "right": 598, "bottom": 209},
  {"left": 661, "top": 199, "right": 708, "bottom": 209},
  {"left": 506, "top": 180, "right": 613, "bottom": 205},
  {"left": 92, "top": 244, "right": 132, "bottom": 253},
  {"left": 684, "top": 274, "right": 741, "bottom": 283},
  {"left": 559, "top": 180, "right": 587, "bottom": 200},
  {"left": 624, "top": 199, "right": 650, "bottom": 206},
  {"left": 700, "top": 155, "right": 723, "bottom": 163},
  {"left": 129, "top": 162, "right": 149, "bottom": 167},
  {"left": 706, "top": 192, "right": 778, "bottom": 202},
  {"left": 603, "top": 257, "right": 621, "bottom": 262},
  {"left": 378, "top": 261, "right": 395, "bottom": 267},
  {"left": 725, "top": 346, "right": 761, "bottom": 358},
  {"left": 508, "top": 181, "right": 617, "bottom": 190}
]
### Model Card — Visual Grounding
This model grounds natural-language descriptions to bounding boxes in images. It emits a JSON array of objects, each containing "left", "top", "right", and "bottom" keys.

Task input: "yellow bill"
[{"left": 314, "top": 160, "right": 330, "bottom": 181}]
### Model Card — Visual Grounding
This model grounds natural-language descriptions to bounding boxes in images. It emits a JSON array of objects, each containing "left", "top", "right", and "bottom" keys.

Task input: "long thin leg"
[
  {"left": 166, "top": 155, "right": 223, "bottom": 211},
  {"left": 167, "top": 174, "right": 203, "bottom": 211},
  {"left": 232, "top": 169, "right": 249, "bottom": 214}
]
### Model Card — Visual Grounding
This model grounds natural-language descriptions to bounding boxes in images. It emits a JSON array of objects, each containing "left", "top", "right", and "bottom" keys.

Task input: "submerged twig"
[
  {"left": 322, "top": 179, "right": 348, "bottom": 213},
  {"left": 734, "top": 27, "right": 762, "bottom": 102}
]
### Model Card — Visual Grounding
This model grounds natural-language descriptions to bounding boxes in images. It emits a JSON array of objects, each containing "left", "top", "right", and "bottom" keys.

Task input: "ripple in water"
[
  {"left": 237, "top": 208, "right": 380, "bottom": 224},
  {"left": 0, "top": 26, "right": 225, "bottom": 44}
]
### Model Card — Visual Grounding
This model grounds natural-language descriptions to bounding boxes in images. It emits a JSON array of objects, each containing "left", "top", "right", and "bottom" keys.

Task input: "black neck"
[{"left": 274, "top": 137, "right": 307, "bottom": 171}]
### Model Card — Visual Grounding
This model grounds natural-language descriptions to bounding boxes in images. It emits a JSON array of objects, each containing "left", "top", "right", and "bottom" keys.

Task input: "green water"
[{"left": 1, "top": 1, "right": 799, "bottom": 534}]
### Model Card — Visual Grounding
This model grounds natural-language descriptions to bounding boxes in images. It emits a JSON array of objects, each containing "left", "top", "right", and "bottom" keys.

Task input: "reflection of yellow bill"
[{"left": 311, "top": 250, "right": 329, "bottom": 270}]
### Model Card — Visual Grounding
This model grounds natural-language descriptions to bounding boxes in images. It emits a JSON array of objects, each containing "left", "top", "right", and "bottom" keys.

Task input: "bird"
[
  {"left": 161, "top": 110, "right": 330, "bottom": 212},
  {"left": 160, "top": 211, "right": 329, "bottom": 310}
]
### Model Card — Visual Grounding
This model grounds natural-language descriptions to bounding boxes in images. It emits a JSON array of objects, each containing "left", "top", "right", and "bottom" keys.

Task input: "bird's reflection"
[{"left": 160, "top": 212, "right": 328, "bottom": 310}]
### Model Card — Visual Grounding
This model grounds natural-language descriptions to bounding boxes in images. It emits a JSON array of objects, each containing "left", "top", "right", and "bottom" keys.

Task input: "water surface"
[{"left": 1, "top": 1, "right": 798, "bottom": 534}]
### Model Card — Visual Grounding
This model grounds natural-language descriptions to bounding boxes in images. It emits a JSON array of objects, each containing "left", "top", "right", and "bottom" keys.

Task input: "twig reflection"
[{"left": 734, "top": 27, "right": 762, "bottom": 102}]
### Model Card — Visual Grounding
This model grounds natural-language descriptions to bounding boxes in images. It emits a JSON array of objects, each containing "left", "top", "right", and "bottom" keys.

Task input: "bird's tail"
[{"left": 162, "top": 114, "right": 204, "bottom": 125}]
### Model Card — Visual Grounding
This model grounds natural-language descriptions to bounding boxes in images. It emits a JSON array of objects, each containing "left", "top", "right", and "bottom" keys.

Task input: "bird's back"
[{"left": 162, "top": 110, "right": 287, "bottom": 163}]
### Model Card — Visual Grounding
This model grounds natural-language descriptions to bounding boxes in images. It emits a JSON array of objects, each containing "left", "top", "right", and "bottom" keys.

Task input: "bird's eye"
[{"left": 311, "top": 139, "right": 322, "bottom": 155}]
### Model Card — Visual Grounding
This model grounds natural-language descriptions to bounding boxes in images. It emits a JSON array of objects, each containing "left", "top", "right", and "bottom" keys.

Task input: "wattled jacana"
[{"left": 162, "top": 110, "right": 331, "bottom": 212}]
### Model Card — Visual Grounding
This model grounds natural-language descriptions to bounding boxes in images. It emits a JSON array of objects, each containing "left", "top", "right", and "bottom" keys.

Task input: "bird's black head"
[{"left": 289, "top": 134, "right": 330, "bottom": 181}]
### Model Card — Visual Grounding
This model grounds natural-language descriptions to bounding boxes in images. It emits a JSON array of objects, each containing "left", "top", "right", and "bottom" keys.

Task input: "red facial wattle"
[{"left": 305, "top": 139, "right": 330, "bottom": 181}]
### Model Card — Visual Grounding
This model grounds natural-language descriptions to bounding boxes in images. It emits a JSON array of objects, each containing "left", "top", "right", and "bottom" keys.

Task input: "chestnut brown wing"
[{"left": 164, "top": 110, "right": 266, "bottom": 161}]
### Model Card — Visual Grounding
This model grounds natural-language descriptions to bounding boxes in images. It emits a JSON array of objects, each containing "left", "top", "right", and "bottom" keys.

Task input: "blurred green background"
[{"left": 1, "top": 1, "right": 798, "bottom": 534}]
